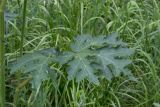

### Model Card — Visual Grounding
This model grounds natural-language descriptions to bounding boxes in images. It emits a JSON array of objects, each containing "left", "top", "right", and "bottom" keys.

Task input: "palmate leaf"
[
  {"left": 97, "top": 48, "right": 133, "bottom": 80},
  {"left": 57, "top": 33, "right": 134, "bottom": 84},
  {"left": 9, "top": 48, "right": 57, "bottom": 89},
  {"left": 9, "top": 33, "right": 134, "bottom": 88}
]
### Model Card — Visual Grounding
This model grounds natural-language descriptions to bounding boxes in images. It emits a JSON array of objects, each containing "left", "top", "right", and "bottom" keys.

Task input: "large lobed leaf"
[
  {"left": 57, "top": 33, "right": 134, "bottom": 84},
  {"left": 9, "top": 33, "right": 135, "bottom": 88},
  {"left": 9, "top": 48, "right": 57, "bottom": 89}
]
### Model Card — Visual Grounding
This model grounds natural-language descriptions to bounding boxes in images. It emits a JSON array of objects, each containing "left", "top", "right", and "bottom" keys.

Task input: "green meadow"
[{"left": 0, "top": 0, "right": 160, "bottom": 107}]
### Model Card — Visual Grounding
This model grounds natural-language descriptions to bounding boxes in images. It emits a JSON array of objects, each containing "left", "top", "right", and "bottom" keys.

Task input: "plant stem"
[
  {"left": 0, "top": 0, "right": 6, "bottom": 107},
  {"left": 20, "top": 0, "right": 27, "bottom": 55},
  {"left": 80, "top": 2, "right": 83, "bottom": 34}
]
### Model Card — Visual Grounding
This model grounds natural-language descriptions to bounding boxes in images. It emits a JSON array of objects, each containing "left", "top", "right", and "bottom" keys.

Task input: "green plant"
[
  {"left": 57, "top": 33, "right": 134, "bottom": 83},
  {"left": 10, "top": 48, "right": 57, "bottom": 89},
  {"left": 0, "top": 0, "right": 6, "bottom": 107},
  {"left": 5, "top": 0, "right": 160, "bottom": 106},
  {"left": 10, "top": 33, "right": 134, "bottom": 89},
  {"left": 20, "top": 0, "right": 27, "bottom": 55}
]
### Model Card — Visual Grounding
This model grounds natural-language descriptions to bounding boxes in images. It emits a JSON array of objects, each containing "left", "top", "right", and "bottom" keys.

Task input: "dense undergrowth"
[{"left": 3, "top": 0, "right": 160, "bottom": 107}]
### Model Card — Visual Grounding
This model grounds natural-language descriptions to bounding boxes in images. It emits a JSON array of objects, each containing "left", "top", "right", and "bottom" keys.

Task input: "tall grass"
[
  {"left": 0, "top": 0, "right": 6, "bottom": 107},
  {"left": 4, "top": 0, "right": 160, "bottom": 107}
]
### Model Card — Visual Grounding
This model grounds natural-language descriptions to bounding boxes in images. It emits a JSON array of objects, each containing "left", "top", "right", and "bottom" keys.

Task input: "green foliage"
[
  {"left": 6, "top": 0, "right": 160, "bottom": 106},
  {"left": 9, "top": 33, "right": 134, "bottom": 89},
  {"left": 57, "top": 33, "right": 134, "bottom": 84},
  {"left": 0, "top": 1, "right": 6, "bottom": 107},
  {"left": 10, "top": 48, "right": 57, "bottom": 89}
]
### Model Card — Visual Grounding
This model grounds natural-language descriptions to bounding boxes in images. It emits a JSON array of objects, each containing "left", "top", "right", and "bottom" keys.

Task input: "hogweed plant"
[
  {"left": 10, "top": 32, "right": 135, "bottom": 92},
  {"left": 5, "top": 0, "right": 160, "bottom": 106}
]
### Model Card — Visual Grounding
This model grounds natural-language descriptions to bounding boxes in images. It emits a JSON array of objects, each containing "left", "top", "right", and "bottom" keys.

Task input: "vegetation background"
[{"left": 1, "top": 0, "right": 160, "bottom": 107}]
